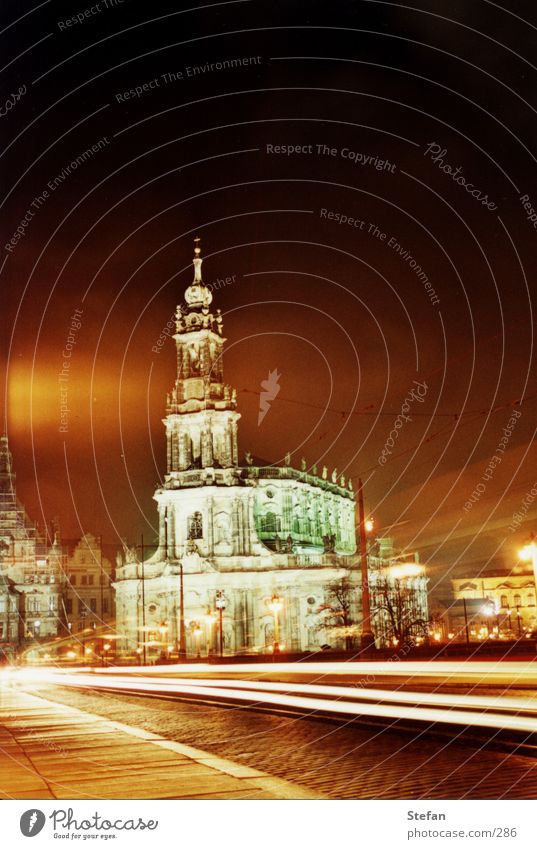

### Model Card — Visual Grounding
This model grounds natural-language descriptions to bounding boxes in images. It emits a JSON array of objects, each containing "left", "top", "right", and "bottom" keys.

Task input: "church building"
[{"left": 114, "top": 242, "right": 362, "bottom": 657}]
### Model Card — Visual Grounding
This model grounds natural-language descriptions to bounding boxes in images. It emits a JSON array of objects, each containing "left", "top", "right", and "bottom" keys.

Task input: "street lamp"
[
  {"left": 215, "top": 591, "right": 226, "bottom": 657},
  {"left": 358, "top": 478, "right": 375, "bottom": 652},
  {"left": 481, "top": 601, "right": 494, "bottom": 636},
  {"left": 268, "top": 594, "right": 283, "bottom": 654},
  {"left": 192, "top": 622, "right": 203, "bottom": 658},
  {"left": 204, "top": 609, "right": 216, "bottom": 657},
  {"left": 158, "top": 623, "right": 169, "bottom": 660}
]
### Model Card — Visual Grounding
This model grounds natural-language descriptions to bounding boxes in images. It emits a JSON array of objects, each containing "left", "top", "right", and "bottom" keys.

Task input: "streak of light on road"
[{"left": 7, "top": 668, "right": 537, "bottom": 735}]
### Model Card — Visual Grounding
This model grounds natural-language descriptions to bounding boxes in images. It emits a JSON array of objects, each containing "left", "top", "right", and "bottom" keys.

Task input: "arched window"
[
  {"left": 500, "top": 594, "right": 508, "bottom": 608},
  {"left": 187, "top": 512, "right": 203, "bottom": 539},
  {"left": 514, "top": 593, "right": 522, "bottom": 607},
  {"left": 528, "top": 593, "right": 535, "bottom": 607},
  {"left": 261, "top": 512, "right": 281, "bottom": 533}
]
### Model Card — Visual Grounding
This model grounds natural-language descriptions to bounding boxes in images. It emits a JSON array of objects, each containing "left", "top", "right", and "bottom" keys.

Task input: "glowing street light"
[
  {"left": 204, "top": 609, "right": 216, "bottom": 657},
  {"left": 268, "top": 594, "right": 283, "bottom": 655},
  {"left": 389, "top": 563, "right": 424, "bottom": 580},
  {"left": 215, "top": 591, "right": 226, "bottom": 657},
  {"left": 192, "top": 623, "right": 203, "bottom": 658}
]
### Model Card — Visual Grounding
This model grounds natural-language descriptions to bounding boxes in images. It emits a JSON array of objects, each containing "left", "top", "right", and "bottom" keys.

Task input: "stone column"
[{"left": 158, "top": 506, "right": 166, "bottom": 558}]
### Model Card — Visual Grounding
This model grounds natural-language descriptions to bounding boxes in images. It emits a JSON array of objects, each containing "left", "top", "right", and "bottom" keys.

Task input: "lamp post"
[
  {"left": 103, "top": 642, "right": 111, "bottom": 666},
  {"left": 193, "top": 623, "right": 203, "bottom": 658},
  {"left": 462, "top": 597, "right": 470, "bottom": 648},
  {"left": 204, "top": 609, "right": 216, "bottom": 657},
  {"left": 215, "top": 591, "right": 226, "bottom": 657},
  {"left": 268, "top": 594, "right": 282, "bottom": 654},
  {"left": 158, "top": 623, "right": 169, "bottom": 660},
  {"left": 140, "top": 535, "right": 147, "bottom": 665},
  {"left": 358, "top": 478, "right": 375, "bottom": 652}
]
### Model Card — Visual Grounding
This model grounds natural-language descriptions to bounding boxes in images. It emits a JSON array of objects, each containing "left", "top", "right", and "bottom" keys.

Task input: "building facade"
[
  {"left": 64, "top": 533, "right": 114, "bottom": 636},
  {"left": 114, "top": 242, "right": 428, "bottom": 658},
  {"left": 0, "top": 435, "right": 66, "bottom": 651},
  {"left": 0, "top": 573, "right": 21, "bottom": 660},
  {"left": 449, "top": 568, "right": 537, "bottom": 639}
]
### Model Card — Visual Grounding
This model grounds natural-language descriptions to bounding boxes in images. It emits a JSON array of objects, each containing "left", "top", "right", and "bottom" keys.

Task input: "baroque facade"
[{"left": 114, "top": 242, "right": 362, "bottom": 658}]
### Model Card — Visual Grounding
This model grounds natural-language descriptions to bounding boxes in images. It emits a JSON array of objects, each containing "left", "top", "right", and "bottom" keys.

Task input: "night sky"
[{"left": 2, "top": 0, "right": 537, "bottom": 598}]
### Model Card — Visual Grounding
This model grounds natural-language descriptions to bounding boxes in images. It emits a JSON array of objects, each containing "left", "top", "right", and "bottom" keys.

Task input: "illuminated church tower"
[{"left": 164, "top": 238, "right": 240, "bottom": 479}]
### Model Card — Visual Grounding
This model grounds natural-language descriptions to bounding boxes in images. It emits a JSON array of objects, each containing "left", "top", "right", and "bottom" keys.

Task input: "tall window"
[
  {"left": 90, "top": 598, "right": 97, "bottom": 613},
  {"left": 528, "top": 593, "right": 535, "bottom": 607},
  {"left": 500, "top": 594, "right": 508, "bottom": 608},
  {"left": 261, "top": 512, "right": 281, "bottom": 533},
  {"left": 514, "top": 594, "right": 522, "bottom": 606},
  {"left": 188, "top": 512, "right": 203, "bottom": 539}
]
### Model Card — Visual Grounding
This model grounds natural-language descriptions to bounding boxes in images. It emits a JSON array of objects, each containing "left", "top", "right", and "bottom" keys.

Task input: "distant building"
[
  {"left": 368, "top": 539, "right": 429, "bottom": 647},
  {"left": 440, "top": 567, "right": 537, "bottom": 640},
  {"left": 64, "top": 534, "right": 114, "bottom": 636},
  {"left": 0, "top": 435, "right": 65, "bottom": 649}
]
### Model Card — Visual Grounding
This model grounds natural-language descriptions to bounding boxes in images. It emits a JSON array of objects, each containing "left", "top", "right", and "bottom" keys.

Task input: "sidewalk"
[{"left": 0, "top": 686, "right": 323, "bottom": 800}]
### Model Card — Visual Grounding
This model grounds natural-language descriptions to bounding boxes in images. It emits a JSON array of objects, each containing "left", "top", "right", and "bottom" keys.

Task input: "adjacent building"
[{"left": 63, "top": 533, "right": 114, "bottom": 635}]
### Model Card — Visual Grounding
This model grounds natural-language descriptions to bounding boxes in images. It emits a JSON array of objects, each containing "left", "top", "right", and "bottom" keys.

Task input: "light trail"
[
  {"left": 70, "top": 660, "right": 537, "bottom": 682},
  {"left": 7, "top": 668, "right": 537, "bottom": 736}
]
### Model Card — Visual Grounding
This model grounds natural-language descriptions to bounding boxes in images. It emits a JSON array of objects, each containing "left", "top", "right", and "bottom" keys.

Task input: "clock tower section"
[{"left": 164, "top": 239, "right": 240, "bottom": 485}]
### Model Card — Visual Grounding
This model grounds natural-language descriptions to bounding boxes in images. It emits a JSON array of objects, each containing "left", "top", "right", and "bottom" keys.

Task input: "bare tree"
[
  {"left": 318, "top": 576, "right": 359, "bottom": 650},
  {"left": 371, "top": 575, "right": 428, "bottom": 646}
]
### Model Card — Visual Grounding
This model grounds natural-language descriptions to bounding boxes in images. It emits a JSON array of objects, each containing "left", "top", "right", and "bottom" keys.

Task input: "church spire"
[
  {"left": 184, "top": 237, "right": 213, "bottom": 312},
  {"left": 193, "top": 236, "right": 202, "bottom": 282}
]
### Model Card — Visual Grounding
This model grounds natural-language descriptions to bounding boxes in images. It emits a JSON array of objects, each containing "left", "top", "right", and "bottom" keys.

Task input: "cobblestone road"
[{"left": 30, "top": 685, "right": 537, "bottom": 799}]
